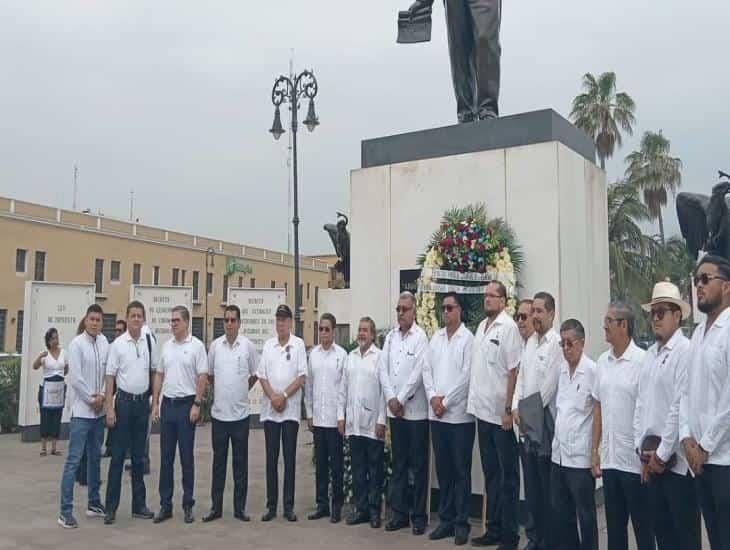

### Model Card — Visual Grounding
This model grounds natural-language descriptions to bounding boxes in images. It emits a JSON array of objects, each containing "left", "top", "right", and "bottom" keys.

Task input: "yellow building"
[{"left": 0, "top": 195, "right": 331, "bottom": 351}]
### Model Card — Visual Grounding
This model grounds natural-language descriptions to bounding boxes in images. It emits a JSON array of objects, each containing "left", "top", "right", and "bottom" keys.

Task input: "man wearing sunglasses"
[
  {"left": 257, "top": 304, "right": 307, "bottom": 522},
  {"left": 377, "top": 291, "right": 430, "bottom": 535},
  {"left": 305, "top": 313, "right": 348, "bottom": 523},
  {"left": 592, "top": 303, "right": 651, "bottom": 550},
  {"left": 680, "top": 255, "right": 730, "bottom": 550},
  {"left": 634, "top": 281, "right": 700, "bottom": 550},
  {"left": 423, "top": 292, "right": 475, "bottom": 545}
]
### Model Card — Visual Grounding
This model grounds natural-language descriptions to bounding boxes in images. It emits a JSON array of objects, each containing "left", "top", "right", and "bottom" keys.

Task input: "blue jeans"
[{"left": 60, "top": 416, "right": 105, "bottom": 517}]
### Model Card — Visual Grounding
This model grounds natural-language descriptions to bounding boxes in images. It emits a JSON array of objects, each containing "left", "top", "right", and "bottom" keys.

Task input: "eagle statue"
[{"left": 676, "top": 171, "right": 730, "bottom": 260}]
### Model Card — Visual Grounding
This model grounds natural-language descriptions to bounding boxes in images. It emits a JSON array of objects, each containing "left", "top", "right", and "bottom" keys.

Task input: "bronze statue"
[
  {"left": 323, "top": 212, "right": 351, "bottom": 287},
  {"left": 398, "top": 0, "right": 502, "bottom": 123},
  {"left": 676, "top": 172, "right": 730, "bottom": 260}
]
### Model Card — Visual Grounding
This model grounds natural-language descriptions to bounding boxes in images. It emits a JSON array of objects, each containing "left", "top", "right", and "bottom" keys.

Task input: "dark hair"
[
  {"left": 443, "top": 292, "right": 465, "bottom": 322},
  {"left": 171, "top": 305, "right": 190, "bottom": 323},
  {"left": 533, "top": 291, "right": 556, "bottom": 313},
  {"left": 486, "top": 280, "right": 507, "bottom": 298},
  {"left": 76, "top": 319, "right": 86, "bottom": 335},
  {"left": 518, "top": 298, "right": 534, "bottom": 307},
  {"left": 359, "top": 316, "right": 376, "bottom": 337},
  {"left": 609, "top": 301, "right": 635, "bottom": 338},
  {"left": 320, "top": 313, "right": 337, "bottom": 329},
  {"left": 86, "top": 304, "right": 104, "bottom": 317},
  {"left": 695, "top": 254, "right": 730, "bottom": 280},
  {"left": 44, "top": 327, "right": 58, "bottom": 349},
  {"left": 224, "top": 304, "right": 241, "bottom": 320},
  {"left": 115, "top": 319, "right": 127, "bottom": 332},
  {"left": 126, "top": 300, "right": 146, "bottom": 319},
  {"left": 560, "top": 318, "right": 585, "bottom": 340}
]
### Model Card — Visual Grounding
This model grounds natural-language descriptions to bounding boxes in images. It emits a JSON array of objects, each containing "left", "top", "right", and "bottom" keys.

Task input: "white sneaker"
[
  {"left": 58, "top": 515, "right": 78, "bottom": 529},
  {"left": 86, "top": 504, "right": 106, "bottom": 518}
]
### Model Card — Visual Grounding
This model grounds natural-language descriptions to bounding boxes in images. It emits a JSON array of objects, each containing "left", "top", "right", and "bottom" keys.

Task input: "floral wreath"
[{"left": 416, "top": 203, "right": 522, "bottom": 337}]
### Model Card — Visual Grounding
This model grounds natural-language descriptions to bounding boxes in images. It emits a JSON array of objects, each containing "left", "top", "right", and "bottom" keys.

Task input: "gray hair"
[
  {"left": 398, "top": 291, "right": 416, "bottom": 305},
  {"left": 560, "top": 318, "right": 585, "bottom": 340},
  {"left": 609, "top": 301, "right": 635, "bottom": 338},
  {"left": 359, "top": 316, "right": 376, "bottom": 337}
]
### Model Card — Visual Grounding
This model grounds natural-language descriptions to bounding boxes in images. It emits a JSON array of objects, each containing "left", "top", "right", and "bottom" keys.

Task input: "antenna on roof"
[{"left": 72, "top": 164, "right": 78, "bottom": 210}]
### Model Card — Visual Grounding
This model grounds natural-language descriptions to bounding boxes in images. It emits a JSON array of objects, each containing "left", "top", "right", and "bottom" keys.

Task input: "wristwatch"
[
  {"left": 504, "top": 406, "right": 512, "bottom": 414},
  {"left": 193, "top": 400, "right": 202, "bottom": 407},
  {"left": 283, "top": 391, "right": 289, "bottom": 399}
]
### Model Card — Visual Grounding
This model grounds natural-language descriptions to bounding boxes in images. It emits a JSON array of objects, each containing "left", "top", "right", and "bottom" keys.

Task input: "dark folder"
[{"left": 397, "top": 3, "right": 433, "bottom": 44}]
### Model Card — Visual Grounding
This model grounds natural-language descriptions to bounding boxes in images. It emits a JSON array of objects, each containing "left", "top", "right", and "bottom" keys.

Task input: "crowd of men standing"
[{"left": 54, "top": 254, "right": 730, "bottom": 550}]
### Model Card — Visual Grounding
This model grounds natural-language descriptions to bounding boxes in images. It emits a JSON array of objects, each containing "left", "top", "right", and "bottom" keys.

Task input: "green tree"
[
  {"left": 624, "top": 130, "right": 683, "bottom": 244},
  {"left": 570, "top": 72, "right": 637, "bottom": 170}
]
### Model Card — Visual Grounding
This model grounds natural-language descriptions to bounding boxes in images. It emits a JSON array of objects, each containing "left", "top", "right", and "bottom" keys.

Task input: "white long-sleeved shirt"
[
  {"left": 680, "top": 307, "right": 730, "bottom": 466},
  {"left": 512, "top": 328, "right": 562, "bottom": 415},
  {"left": 67, "top": 332, "right": 109, "bottom": 419},
  {"left": 305, "top": 343, "right": 347, "bottom": 428},
  {"left": 376, "top": 323, "right": 429, "bottom": 420},
  {"left": 552, "top": 354, "right": 596, "bottom": 469},
  {"left": 634, "top": 328, "right": 690, "bottom": 475},
  {"left": 467, "top": 311, "right": 522, "bottom": 425},
  {"left": 423, "top": 324, "right": 474, "bottom": 424},
  {"left": 257, "top": 334, "right": 307, "bottom": 423},
  {"left": 338, "top": 344, "right": 386, "bottom": 440},
  {"left": 209, "top": 334, "right": 259, "bottom": 422},
  {"left": 593, "top": 341, "right": 645, "bottom": 474}
]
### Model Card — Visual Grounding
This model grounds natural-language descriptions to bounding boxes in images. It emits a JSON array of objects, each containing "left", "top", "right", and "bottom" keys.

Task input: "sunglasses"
[
  {"left": 693, "top": 273, "right": 728, "bottom": 287},
  {"left": 649, "top": 306, "right": 678, "bottom": 321},
  {"left": 514, "top": 313, "right": 528, "bottom": 322},
  {"left": 560, "top": 338, "right": 583, "bottom": 349},
  {"left": 318, "top": 326, "right": 332, "bottom": 333},
  {"left": 441, "top": 304, "right": 458, "bottom": 313},
  {"left": 395, "top": 306, "right": 413, "bottom": 313}
]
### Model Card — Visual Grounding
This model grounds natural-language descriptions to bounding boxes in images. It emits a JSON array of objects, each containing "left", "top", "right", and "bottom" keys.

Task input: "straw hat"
[{"left": 641, "top": 281, "right": 691, "bottom": 319}]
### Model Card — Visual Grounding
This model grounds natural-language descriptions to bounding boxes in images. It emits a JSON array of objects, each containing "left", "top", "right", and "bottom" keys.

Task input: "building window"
[
  {"left": 132, "top": 263, "right": 141, "bottom": 285},
  {"left": 206, "top": 272, "right": 213, "bottom": 295},
  {"left": 307, "top": 282, "right": 311, "bottom": 301},
  {"left": 213, "top": 317, "right": 225, "bottom": 339},
  {"left": 284, "top": 282, "right": 288, "bottom": 296},
  {"left": 94, "top": 259, "right": 104, "bottom": 293},
  {"left": 181, "top": 270, "right": 186, "bottom": 287},
  {"left": 250, "top": 278, "right": 256, "bottom": 288},
  {"left": 222, "top": 275, "right": 229, "bottom": 302},
  {"left": 102, "top": 314, "right": 117, "bottom": 342},
  {"left": 314, "top": 321, "right": 319, "bottom": 346},
  {"left": 271, "top": 280, "right": 276, "bottom": 289},
  {"left": 172, "top": 268, "right": 179, "bottom": 286},
  {"left": 315, "top": 286, "right": 319, "bottom": 308},
  {"left": 110, "top": 260, "right": 121, "bottom": 282},
  {"left": 299, "top": 284, "right": 303, "bottom": 304},
  {"left": 16, "top": 249, "right": 27, "bottom": 273},
  {"left": 192, "top": 317, "right": 204, "bottom": 340},
  {"left": 34, "top": 251, "right": 46, "bottom": 281},
  {"left": 238, "top": 276, "right": 243, "bottom": 288},
  {"left": 192, "top": 271, "right": 200, "bottom": 301},
  {"left": 0, "top": 309, "right": 6, "bottom": 352},
  {"left": 16, "top": 310, "right": 24, "bottom": 353},
  {"left": 153, "top": 266, "right": 160, "bottom": 286}
]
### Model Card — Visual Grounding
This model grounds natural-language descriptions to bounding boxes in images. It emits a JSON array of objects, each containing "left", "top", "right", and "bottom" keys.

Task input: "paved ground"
[{"left": 0, "top": 426, "right": 706, "bottom": 550}]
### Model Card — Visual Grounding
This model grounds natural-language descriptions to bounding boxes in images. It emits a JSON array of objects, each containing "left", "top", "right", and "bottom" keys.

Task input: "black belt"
[
  {"left": 117, "top": 389, "right": 149, "bottom": 402},
  {"left": 164, "top": 395, "right": 195, "bottom": 405}
]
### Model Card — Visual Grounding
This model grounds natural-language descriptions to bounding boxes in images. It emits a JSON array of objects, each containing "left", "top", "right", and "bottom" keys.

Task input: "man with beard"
[{"left": 680, "top": 255, "right": 730, "bottom": 550}]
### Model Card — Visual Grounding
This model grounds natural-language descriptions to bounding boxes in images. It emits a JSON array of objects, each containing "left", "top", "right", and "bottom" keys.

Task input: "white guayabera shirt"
[
  {"left": 208, "top": 334, "right": 259, "bottom": 422},
  {"left": 67, "top": 332, "right": 109, "bottom": 419},
  {"left": 305, "top": 343, "right": 347, "bottom": 428},
  {"left": 338, "top": 344, "right": 386, "bottom": 440},
  {"left": 257, "top": 333, "right": 307, "bottom": 423}
]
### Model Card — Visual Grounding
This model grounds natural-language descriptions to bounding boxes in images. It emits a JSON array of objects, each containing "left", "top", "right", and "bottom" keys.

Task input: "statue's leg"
[
  {"left": 469, "top": 0, "right": 501, "bottom": 119},
  {"left": 444, "top": 0, "right": 477, "bottom": 122}
]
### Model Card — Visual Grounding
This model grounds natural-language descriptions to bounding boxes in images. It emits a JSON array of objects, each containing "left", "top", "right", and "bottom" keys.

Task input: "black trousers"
[
  {"left": 647, "top": 471, "right": 700, "bottom": 550},
  {"left": 602, "top": 469, "right": 654, "bottom": 550},
  {"left": 550, "top": 464, "right": 598, "bottom": 550},
  {"left": 105, "top": 396, "right": 149, "bottom": 513},
  {"left": 159, "top": 396, "right": 196, "bottom": 510},
  {"left": 523, "top": 448, "right": 555, "bottom": 549},
  {"left": 444, "top": 0, "right": 502, "bottom": 121},
  {"left": 210, "top": 417, "right": 250, "bottom": 514},
  {"left": 349, "top": 435, "right": 385, "bottom": 519},
  {"left": 477, "top": 420, "right": 519, "bottom": 544},
  {"left": 389, "top": 417, "right": 429, "bottom": 527},
  {"left": 695, "top": 464, "right": 730, "bottom": 550},
  {"left": 519, "top": 441, "right": 538, "bottom": 544},
  {"left": 263, "top": 420, "right": 298, "bottom": 513},
  {"left": 431, "top": 421, "right": 475, "bottom": 535},
  {"left": 313, "top": 426, "right": 344, "bottom": 513}
]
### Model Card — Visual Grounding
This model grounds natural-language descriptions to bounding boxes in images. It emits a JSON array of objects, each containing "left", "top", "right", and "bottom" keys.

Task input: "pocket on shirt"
[{"left": 569, "top": 432, "right": 590, "bottom": 457}]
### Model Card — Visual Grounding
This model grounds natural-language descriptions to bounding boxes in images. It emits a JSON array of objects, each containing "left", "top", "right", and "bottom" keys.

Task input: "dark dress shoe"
[
  {"left": 307, "top": 509, "right": 330, "bottom": 520},
  {"left": 455, "top": 533, "right": 469, "bottom": 546},
  {"left": 496, "top": 543, "right": 518, "bottom": 550},
  {"left": 103, "top": 512, "right": 115, "bottom": 525},
  {"left": 471, "top": 532, "right": 501, "bottom": 546},
  {"left": 385, "top": 518, "right": 409, "bottom": 532},
  {"left": 522, "top": 542, "right": 539, "bottom": 550},
  {"left": 132, "top": 507, "right": 154, "bottom": 520},
  {"left": 234, "top": 511, "right": 251, "bottom": 522},
  {"left": 261, "top": 509, "right": 276, "bottom": 522},
  {"left": 413, "top": 524, "right": 426, "bottom": 536},
  {"left": 330, "top": 509, "right": 342, "bottom": 523},
  {"left": 429, "top": 525, "right": 455, "bottom": 540},
  {"left": 284, "top": 510, "right": 298, "bottom": 522},
  {"left": 346, "top": 512, "right": 369, "bottom": 526},
  {"left": 183, "top": 506, "right": 194, "bottom": 524},
  {"left": 153, "top": 508, "right": 172, "bottom": 524},
  {"left": 370, "top": 517, "right": 382, "bottom": 529},
  {"left": 202, "top": 510, "right": 222, "bottom": 523}
]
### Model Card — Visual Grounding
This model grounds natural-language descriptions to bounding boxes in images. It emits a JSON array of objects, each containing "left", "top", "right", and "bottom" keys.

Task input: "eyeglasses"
[
  {"left": 224, "top": 318, "right": 238, "bottom": 324},
  {"left": 560, "top": 338, "right": 583, "bottom": 349},
  {"left": 395, "top": 306, "right": 413, "bottom": 313},
  {"left": 649, "top": 306, "right": 677, "bottom": 321},
  {"left": 170, "top": 318, "right": 182, "bottom": 324},
  {"left": 484, "top": 293, "right": 503, "bottom": 299},
  {"left": 604, "top": 316, "right": 623, "bottom": 325},
  {"left": 693, "top": 273, "right": 728, "bottom": 287},
  {"left": 442, "top": 304, "right": 458, "bottom": 313},
  {"left": 514, "top": 313, "right": 528, "bottom": 322},
  {"left": 318, "top": 326, "right": 331, "bottom": 333}
]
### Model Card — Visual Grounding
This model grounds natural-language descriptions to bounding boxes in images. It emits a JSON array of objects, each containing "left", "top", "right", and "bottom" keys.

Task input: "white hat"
[{"left": 642, "top": 281, "right": 691, "bottom": 320}]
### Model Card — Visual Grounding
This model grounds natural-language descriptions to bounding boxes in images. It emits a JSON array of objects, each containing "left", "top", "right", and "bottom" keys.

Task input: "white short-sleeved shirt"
[
  {"left": 305, "top": 343, "right": 348, "bottom": 428},
  {"left": 209, "top": 334, "right": 259, "bottom": 422},
  {"left": 41, "top": 349, "right": 67, "bottom": 382},
  {"left": 158, "top": 334, "right": 208, "bottom": 398},
  {"left": 257, "top": 334, "right": 307, "bottom": 423},
  {"left": 106, "top": 331, "right": 159, "bottom": 395},
  {"left": 593, "top": 341, "right": 645, "bottom": 474}
]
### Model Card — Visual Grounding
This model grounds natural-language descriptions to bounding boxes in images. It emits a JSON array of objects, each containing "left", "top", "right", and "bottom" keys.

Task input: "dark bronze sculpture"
[
  {"left": 323, "top": 212, "right": 351, "bottom": 287},
  {"left": 398, "top": 0, "right": 502, "bottom": 123},
  {"left": 676, "top": 172, "right": 730, "bottom": 260}
]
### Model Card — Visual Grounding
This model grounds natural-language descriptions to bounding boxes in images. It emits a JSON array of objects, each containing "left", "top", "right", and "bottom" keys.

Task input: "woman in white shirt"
[{"left": 32, "top": 327, "right": 68, "bottom": 456}]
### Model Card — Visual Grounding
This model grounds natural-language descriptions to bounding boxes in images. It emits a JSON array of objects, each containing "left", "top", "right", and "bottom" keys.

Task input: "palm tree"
[
  {"left": 624, "top": 130, "right": 682, "bottom": 244},
  {"left": 570, "top": 72, "right": 636, "bottom": 171}
]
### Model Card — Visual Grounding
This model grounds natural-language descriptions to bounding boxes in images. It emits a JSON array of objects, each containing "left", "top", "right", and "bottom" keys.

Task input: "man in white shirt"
[
  {"left": 551, "top": 319, "right": 598, "bottom": 550},
  {"left": 635, "top": 282, "right": 700, "bottom": 550},
  {"left": 202, "top": 305, "right": 259, "bottom": 523},
  {"left": 377, "top": 291, "right": 430, "bottom": 535},
  {"left": 512, "top": 292, "right": 561, "bottom": 550},
  {"left": 257, "top": 304, "right": 307, "bottom": 522},
  {"left": 58, "top": 304, "right": 110, "bottom": 529},
  {"left": 680, "top": 255, "right": 730, "bottom": 550},
  {"left": 338, "top": 317, "right": 386, "bottom": 529},
  {"left": 468, "top": 281, "right": 522, "bottom": 550},
  {"left": 424, "top": 293, "right": 475, "bottom": 546},
  {"left": 305, "top": 313, "right": 348, "bottom": 523},
  {"left": 151, "top": 305, "right": 208, "bottom": 525},
  {"left": 592, "top": 303, "right": 651, "bottom": 550},
  {"left": 103, "top": 301, "right": 158, "bottom": 524}
]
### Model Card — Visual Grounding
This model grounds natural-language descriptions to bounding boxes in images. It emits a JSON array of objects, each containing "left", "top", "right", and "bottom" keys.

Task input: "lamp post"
[
  {"left": 269, "top": 69, "right": 319, "bottom": 337},
  {"left": 204, "top": 247, "right": 215, "bottom": 345}
]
